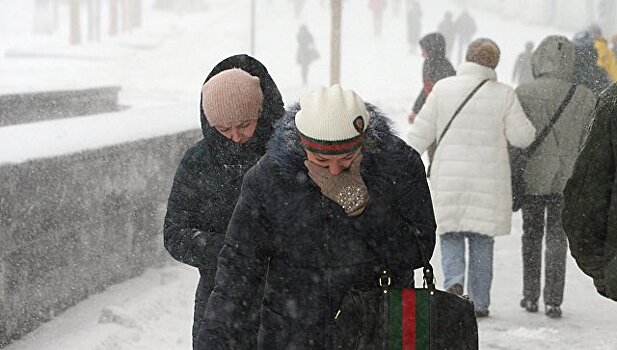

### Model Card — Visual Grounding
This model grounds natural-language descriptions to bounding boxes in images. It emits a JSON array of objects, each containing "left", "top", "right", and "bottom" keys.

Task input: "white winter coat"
[{"left": 407, "top": 62, "right": 536, "bottom": 237}]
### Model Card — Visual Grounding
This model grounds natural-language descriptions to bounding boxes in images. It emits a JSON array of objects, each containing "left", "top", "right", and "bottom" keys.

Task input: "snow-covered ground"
[{"left": 2, "top": 0, "right": 617, "bottom": 349}]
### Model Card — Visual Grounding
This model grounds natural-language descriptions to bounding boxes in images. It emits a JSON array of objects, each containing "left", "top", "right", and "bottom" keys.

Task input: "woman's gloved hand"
[{"left": 304, "top": 154, "right": 369, "bottom": 216}]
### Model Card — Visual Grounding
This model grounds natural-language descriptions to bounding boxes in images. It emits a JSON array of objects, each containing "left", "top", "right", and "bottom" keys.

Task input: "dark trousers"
[
  {"left": 521, "top": 194, "right": 568, "bottom": 306},
  {"left": 192, "top": 269, "right": 215, "bottom": 349}
]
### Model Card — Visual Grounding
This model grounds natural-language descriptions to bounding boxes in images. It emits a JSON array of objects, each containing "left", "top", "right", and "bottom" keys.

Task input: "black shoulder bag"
[
  {"left": 510, "top": 84, "right": 577, "bottom": 211},
  {"left": 334, "top": 227, "right": 478, "bottom": 349},
  {"left": 426, "top": 79, "right": 489, "bottom": 177}
]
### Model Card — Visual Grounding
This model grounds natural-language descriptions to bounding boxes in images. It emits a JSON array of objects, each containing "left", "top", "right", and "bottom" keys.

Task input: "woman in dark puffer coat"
[
  {"left": 197, "top": 85, "right": 436, "bottom": 349},
  {"left": 163, "top": 54, "right": 284, "bottom": 348}
]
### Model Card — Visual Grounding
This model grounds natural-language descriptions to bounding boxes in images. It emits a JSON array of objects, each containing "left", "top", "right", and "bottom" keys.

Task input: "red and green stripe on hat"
[
  {"left": 299, "top": 132, "right": 365, "bottom": 155},
  {"left": 387, "top": 289, "right": 430, "bottom": 350}
]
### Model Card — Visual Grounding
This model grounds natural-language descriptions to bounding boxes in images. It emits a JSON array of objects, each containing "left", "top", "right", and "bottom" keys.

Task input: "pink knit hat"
[{"left": 201, "top": 68, "right": 263, "bottom": 127}]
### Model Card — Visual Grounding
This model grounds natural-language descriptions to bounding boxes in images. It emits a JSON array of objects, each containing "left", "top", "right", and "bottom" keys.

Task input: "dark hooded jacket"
[
  {"left": 572, "top": 30, "right": 611, "bottom": 96},
  {"left": 163, "top": 54, "right": 285, "bottom": 347},
  {"left": 412, "top": 33, "right": 456, "bottom": 114},
  {"left": 562, "top": 83, "right": 617, "bottom": 300},
  {"left": 197, "top": 105, "right": 437, "bottom": 349}
]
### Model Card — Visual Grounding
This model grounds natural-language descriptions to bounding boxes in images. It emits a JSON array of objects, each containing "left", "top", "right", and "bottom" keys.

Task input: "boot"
[
  {"left": 545, "top": 304, "right": 562, "bottom": 319},
  {"left": 520, "top": 298, "right": 538, "bottom": 312}
]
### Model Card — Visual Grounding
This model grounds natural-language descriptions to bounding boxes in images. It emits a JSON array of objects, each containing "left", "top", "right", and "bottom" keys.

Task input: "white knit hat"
[{"left": 295, "top": 84, "right": 369, "bottom": 155}]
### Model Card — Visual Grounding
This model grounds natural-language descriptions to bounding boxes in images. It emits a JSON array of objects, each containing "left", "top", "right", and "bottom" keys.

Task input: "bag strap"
[
  {"left": 410, "top": 226, "right": 436, "bottom": 291},
  {"left": 427, "top": 79, "right": 489, "bottom": 177},
  {"left": 370, "top": 221, "right": 436, "bottom": 292},
  {"left": 523, "top": 84, "right": 577, "bottom": 157}
]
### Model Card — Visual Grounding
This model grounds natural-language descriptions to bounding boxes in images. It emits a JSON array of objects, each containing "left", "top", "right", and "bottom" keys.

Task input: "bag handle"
[
  {"left": 427, "top": 79, "right": 489, "bottom": 177},
  {"left": 377, "top": 227, "right": 435, "bottom": 292},
  {"left": 522, "top": 84, "right": 577, "bottom": 157}
]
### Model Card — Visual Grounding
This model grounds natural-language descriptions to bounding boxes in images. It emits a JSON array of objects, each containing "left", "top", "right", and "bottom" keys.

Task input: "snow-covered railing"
[{"left": 0, "top": 105, "right": 201, "bottom": 346}]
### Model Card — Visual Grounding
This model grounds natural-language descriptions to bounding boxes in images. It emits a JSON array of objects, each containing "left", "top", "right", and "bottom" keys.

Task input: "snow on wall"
[{"left": 0, "top": 104, "right": 199, "bottom": 166}]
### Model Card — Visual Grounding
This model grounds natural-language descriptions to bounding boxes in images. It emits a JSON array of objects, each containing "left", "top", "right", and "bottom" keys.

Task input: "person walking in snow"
[
  {"left": 163, "top": 54, "right": 285, "bottom": 349},
  {"left": 454, "top": 10, "right": 476, "bottom": 65},
  {"left": 589, "top": 24, "right": 617, "bottom": 82},
  {"left": 197, "top": 84, "right": 436, "bottom": 348},
  {"left": 572, "top": 30, "right": 611, "bottom": 96},
  {"left": 368, "top": 0, "right": 387, "bottom": 37},
  {"left": 408, "top": 32, "right": 455, "bottom": 165},
  {"left": 437, "top": 11, "right": 455, "bottom": 59},
  {"left": 515, "top": 36, "right": 596, "bottom": 319},
  {"left": 512, "top": 42, "right": 534, "bottom": 86},
  {"left": 562, "top": 82, "right": 617, "bottom": 303},
  {"left": 407, "top": 38, "right": 536, "bottom": 317},
  {"left": 406, "top": 0, "right": 422, "bottom": 54},
  {"left": 296, "top": 24, "right": 320, "bottom": 86}
]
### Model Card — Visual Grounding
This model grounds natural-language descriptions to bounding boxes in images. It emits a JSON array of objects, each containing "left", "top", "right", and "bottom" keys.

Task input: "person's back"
[
  {"left": 407, "top": 38, "right": 535, "bottom": 316},
  {"left": 590, "top": 24, "right": 617, "bottom": 81},
  {"left": 572, "top": 30, "right": 611, "bottom": 96},
  {"left": 406, "top": 0, "right": 422, "bottom": 53},
  {"left": 455, "top": 10, "right": 476, "bottom": 64},
  {"left": 563, "top": 83, "right": 617, "bottom": 302},
  {"left": 512, "top": 42, "right": 534, "bottom": 86},
  {"left": 410, "top": 33, "right": 455, "bottom": 122},
  {"left": 437, "top": 12, "right": 455, "bottom": 58},
  {"left": 515, "top": 36, "right": 596, "bottom": 318},
  {"left": 516, "top": 36, "right": 595, "bottom": 196}
]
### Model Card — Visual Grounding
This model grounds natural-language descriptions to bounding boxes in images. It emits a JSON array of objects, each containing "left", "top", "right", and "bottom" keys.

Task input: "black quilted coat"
[
  {"left": 163, "top": 54, "right": 284, "bottom": 348},
  {"left": 197, "top": 104, "right": 437, "bottom": 349}
]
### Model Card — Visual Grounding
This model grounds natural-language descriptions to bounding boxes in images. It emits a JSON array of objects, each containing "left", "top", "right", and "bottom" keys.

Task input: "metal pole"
[
  {"left": 251, "top": 0, "right": 256, "bottom": 55},
  {"left": 330, "top": 0, "right": 342, "bottom": 85}
]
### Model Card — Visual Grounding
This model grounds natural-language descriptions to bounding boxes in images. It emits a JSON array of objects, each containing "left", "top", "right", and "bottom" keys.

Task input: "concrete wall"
[{"left": 0, "top": 128, "right": 201, "bottom": 346}]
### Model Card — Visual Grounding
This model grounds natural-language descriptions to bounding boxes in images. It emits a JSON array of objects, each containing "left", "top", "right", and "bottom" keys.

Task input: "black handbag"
[
  {"left": 510, "top": 84, "right": 577, "bottom": 211},
  {"left": 334, "top": 229, "right": 478, "bottom": 349}
]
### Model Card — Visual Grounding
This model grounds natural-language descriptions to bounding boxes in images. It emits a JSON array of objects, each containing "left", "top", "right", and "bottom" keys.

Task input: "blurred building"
[{"left": 464, "top": 0, "right": 617, "bottom": 37}]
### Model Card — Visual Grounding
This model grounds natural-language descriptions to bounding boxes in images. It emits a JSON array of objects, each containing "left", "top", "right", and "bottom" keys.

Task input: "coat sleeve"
[
  {"left": 197, "top": 165, "right": 270, "bottom": 349},
  {"left": 412, "top": 88, "right": 427, "bottom": 114},
  {"left": 163, "top": 148, "right": 224, "bottom": 269},
  {"left": 407, "top": 87, "right": 439, "bottom": 153},
  {"left": 504, "top": 89, "right": 536, "bottom": 148},
  {"left": 563, "top": 90, "right": 615, "bottom": 279},
  {"left": 372, "top": 144, "right": 437, "bottom": 278}
]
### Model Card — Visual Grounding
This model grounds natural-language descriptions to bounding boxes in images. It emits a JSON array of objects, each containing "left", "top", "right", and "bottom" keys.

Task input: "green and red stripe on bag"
[{"left": 387, "top": 289, "right": 430, "bottom": 349}]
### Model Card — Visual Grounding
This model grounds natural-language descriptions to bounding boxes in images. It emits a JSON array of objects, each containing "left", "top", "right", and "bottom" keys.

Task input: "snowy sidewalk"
[{"left": 6, "top": 214, "right": 616, "bottom": 350}]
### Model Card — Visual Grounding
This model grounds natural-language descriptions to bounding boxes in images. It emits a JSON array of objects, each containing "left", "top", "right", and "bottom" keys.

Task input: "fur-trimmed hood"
[{"left": 267, "top": 102, "right": 413, "bottom": 189}]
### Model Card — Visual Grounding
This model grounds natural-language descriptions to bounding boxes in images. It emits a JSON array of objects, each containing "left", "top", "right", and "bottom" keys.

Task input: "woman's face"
[
  {"left": 305, "top": 148, "right": 362, "bottom": 176},
  {"left": 213, "top": 119, "right": 258, "bottom": 144}
]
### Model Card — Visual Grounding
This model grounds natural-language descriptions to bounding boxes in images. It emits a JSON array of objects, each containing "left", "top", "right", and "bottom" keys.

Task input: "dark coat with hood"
[
  {"left": 562, "top": 83, "right": 617, "bottom": 301},
  {"left": 197, "top": 104, "right": 437, "bottom": 349},
  {"left": 412, "top": 33, "right": 456, "bottom": 114},
  {"left": 163, "top": 54, "right": 285, "bottom": 347}
]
